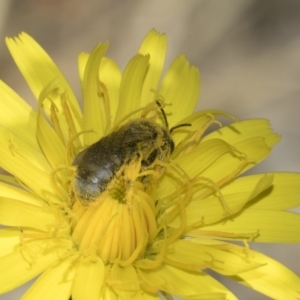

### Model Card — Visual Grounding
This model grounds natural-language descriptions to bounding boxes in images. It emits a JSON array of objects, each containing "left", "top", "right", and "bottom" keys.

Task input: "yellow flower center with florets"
[{"left": 70, "top": 155, "right": 158, "bottom": 265}]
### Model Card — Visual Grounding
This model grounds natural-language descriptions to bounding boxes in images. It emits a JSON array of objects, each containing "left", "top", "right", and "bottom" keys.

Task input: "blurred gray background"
[{"left": 0, "top": 1, "right": 299, "bottom": 299}]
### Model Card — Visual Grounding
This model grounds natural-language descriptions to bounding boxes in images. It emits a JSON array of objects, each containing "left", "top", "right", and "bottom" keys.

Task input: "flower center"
[
  {"left": 70, "top": 180, "right": 157, "bottom": 265},
  {"left": 107, "top": 175, "right": 127, "bottom": 203}
]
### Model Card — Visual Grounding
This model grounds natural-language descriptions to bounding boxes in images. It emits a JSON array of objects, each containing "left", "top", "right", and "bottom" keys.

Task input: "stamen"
[
  {"left": 50, "top": 101, "right": 65, "bottom": 145},
  {"left": 50, "top": 166, "right": 70, "bottom": 202},
  {"left": 37, "top": 78, "right": 66, "bottom": 144},
  {"left": 134, "top": 226, "right": 168, "bottom": 270},
  {"left": 192, "top": 175, "right": 232, "bottom": 216},
  {"left": 188, "top": 229, "right": 260, "bottom": 242},
  {"left": 19, "top": 241, "right": 39, "bottom": 267},
  {"left": 172, "top": 111, "right": 239, "bottom": 158},
  {"left": 155, "top": 165, "right": 192, "bottom": 237},
  {"left": 97, "top": 80, "right": 111, "bottom": 135},
  {"left": 183, "top": 114, "right": 222, "bottom": 154},
  {"left": 65, "top": 129, "right": 94, "bottom": 167},
  {"left": 61, "top": 92, "right": 82, "bottom": 149},
  {"left": 37, "top": 77, "right": 60, "bottom": 107},
  {"left": 163, "top": 255, "right": 215, "bottom": 272},
  {"left": 216, "top": 158, "right": 255, "bottom": 188}
]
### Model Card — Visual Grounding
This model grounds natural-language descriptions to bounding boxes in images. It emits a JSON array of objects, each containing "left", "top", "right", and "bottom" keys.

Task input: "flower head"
[{"left": 0, "top": 29, "right": 300, "bottom": 300}]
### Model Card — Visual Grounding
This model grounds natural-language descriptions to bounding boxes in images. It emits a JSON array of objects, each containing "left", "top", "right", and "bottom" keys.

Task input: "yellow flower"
[{"left": 0, "top": 29, "right": 300, "bottom": 300}]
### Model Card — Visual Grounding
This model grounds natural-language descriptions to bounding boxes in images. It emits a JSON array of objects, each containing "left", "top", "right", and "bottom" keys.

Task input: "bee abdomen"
[{"left": 74, "top": 154, "right": 123, "bottom": 202}]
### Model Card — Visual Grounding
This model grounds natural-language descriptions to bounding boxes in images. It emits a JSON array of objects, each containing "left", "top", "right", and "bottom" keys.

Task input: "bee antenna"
[
  {"left": 156, "top": 100, "right": 169, "bottom": 129},
  {"left": 170, "top": 123, "right": 191, "bottom": 133}
]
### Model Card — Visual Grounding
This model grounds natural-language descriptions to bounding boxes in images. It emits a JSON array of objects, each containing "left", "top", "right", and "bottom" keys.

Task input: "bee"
[{"left": 70, "top": 103, "right": 190, "bottom": 206}]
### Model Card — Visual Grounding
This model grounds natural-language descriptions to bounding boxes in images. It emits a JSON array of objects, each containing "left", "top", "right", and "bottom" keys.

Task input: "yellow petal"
[
  {"left": 161, "top": 136, "right": 273, "bottom": 203},
  {"left": 0, "top": 242, "right": 61, "bottom": 294},
  {"left": 6, "top": 33, "right": 82, "bottom": 141},
  {"left": 175, "top": 138, "right": 233, "bottom": 175},
  {"left": 78, "top": 52, "right": 89, "bottom": 89},
  {"left": 159, "top": 139, "right": 234, "bottom": 198},
  {"left": 0, "top": 81, "right": 38, "bottom": 149},
  {"left": 0, "top": 129, "right": 56, "bottom": 198},
  {"left": 99, "top": 285, "right": 118, "bottom": 300},
  {"left": 180, "top": 136, "right": 273, "bottom": 183},
  {"left": 114, "top": 54, "right": 150, "bottom": 123},
  {"left": 0, "top": 198, "right": 56, "bottom": 231},
  {"left": 174, "top": 138, "right": 242, "bottom": 181},
  {"left": 5, "top": 33, "right": 81, "bottom": 117},
  {"left": 202, "top": 119, "right": 280, "bottom": 149},
  {"left": 82, "top": 43, "right": 109, "bottom": 145},
  {"left": 21, "top": 256, "right": 76, "bottom": 300},
  {"left": 36, "top": 112, "right": 68, "bottom": 183},
  {"left": 220, "top": 173, "right": 274, "bottom": 200},
  {"left": 0, "top": 174, "right": 18, "bottom": 185},
  {"left": 159, "top": 55, "right": 200, "bottom": 127},
  {"left": 109, "top": 264, "right": 141, "bottom": 299},
  {"left": 0, "top": 127, "right": 51, "bottom": 173},
  {"left": 0, "top": 181, "right": 47, "bottom": 207},
  {"left": 0, "top": 228, "right": 21, "bottom": 257},
  {"left": 248, "top": 172, "right": 300, "bottom": 210},
  {"left": 138, "top": 264, "right": 237, "bottom": 300},
  {"left": 202, "top": 210, "right": 300, "bottom": 243},
  {"left": 232, "top": 136, "right": 275, "bottom": 167},
  {"left": 228, "top": 249, "right": 300, "bottom": 299},
  {"left": 138, "top": 292, "right": 160, "bottom": 300},
  {"left": 138, "top": 29, "right": 167, "bottom": 107},
  {"left": 172, "top": 119, "right": 279, "bottom": 183},
  {"left": 72, "top": 257, "right": 105, "bottom": 300},
  {"left": 99, "top": 284, "right": 159, "bottom": 300}
]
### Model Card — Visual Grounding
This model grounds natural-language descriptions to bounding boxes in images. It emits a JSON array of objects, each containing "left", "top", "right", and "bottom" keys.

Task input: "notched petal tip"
[{"left": 159, "top": 54, "right": 200, "bottom": 126}]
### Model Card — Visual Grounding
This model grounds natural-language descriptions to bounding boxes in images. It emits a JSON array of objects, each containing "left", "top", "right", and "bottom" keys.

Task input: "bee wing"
[
  {"left": 122, "top": 132, "right": 149, "bottom": 145},
  {"left": 118, "top": 122, "right": 157, "bottom": 146}
]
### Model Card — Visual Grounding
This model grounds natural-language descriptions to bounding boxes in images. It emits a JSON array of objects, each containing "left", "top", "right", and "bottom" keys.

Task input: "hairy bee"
[{"left": 71, "top": 118, "right": 176, "bottom": 206}]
